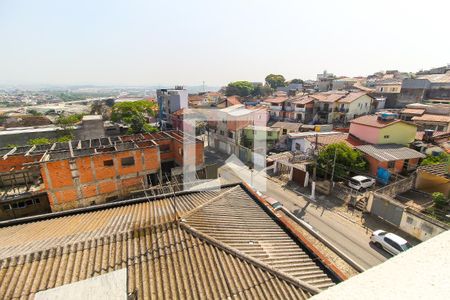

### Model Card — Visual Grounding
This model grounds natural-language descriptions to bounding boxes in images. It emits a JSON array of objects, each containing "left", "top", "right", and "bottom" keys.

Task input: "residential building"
[
  {"left": 311, "top": 91, "right": 347, "bottom": 124},
  {"left": 216, "top": 95, "right": 242, "bottom": 108},
  {"left": 411, "top": 114, "right": 450, "bottom": 132},
  {"left": 398, "top": 71, "right": 450, "bottom": 107},
  {"left": 349, "top": 114, "right": 417, "bottom": 145},
  {"left": 0, "top": 131, "right": 204, "bottom": 217},
  {"left": 271, "top": 121, "right": 302, "bottom": 135},
  {"left": 188, "top": 92, "right": 223, "bottom": 108},
  {"left": 335, "top": 92, "right": 373, "bottom": 123},
  {"left": 157, "top": 87, "right": 188, "bottom": 128},
  {"left": 332, "top": 77, "right": 359, "bottom": 90},
  {"left": 241, "top": 125, "right": 281, "bottom": 150},
  {"left": 0, "top": 183, "right": 346, "bottom": 299},
  {"left": 276, "top": 83, "right": 303, "bottom": 94},
  {"left": 288, "top": 95, "right": 315, "bottom": 123},
  {"left": 263, "top": 94, "right": 289, "bottom": 120},
  {"left": 371, "top": 79, "right": 402, "bottom": 108},
  {"left": 315, "top": 70, "right": 335, "bottom": 92},
  {"left": 208, "top": 105, "right": 268, "bottom": 159},
  {"left": 356, "top": 144, "right": 425, "bottom": 176},
  {"left": 416, "top": 163, "right": 450, "bottom": 197}
]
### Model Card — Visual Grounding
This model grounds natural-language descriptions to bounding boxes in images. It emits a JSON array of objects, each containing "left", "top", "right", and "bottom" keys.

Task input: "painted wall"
[
  {"left": 378, "top": 122, "right": 417, "bottom": 144},
  {"left": 349, "top": 123, "right": 381, "bottom": 144}
]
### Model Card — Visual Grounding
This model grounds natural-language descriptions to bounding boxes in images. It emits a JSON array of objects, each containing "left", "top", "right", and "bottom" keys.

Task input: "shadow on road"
[{"left": 293, "top": 201, "right": 311, "bottom": 219}]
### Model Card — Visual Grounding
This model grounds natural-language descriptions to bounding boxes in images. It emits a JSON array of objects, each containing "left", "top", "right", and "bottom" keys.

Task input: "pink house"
[{"left": 349, "top": 115, "right": 417, "bottom": 145}]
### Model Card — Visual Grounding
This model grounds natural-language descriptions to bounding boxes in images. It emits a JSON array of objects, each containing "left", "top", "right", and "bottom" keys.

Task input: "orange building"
[{"left": 0, "top": 131, "right": 204, "bottom": 214}]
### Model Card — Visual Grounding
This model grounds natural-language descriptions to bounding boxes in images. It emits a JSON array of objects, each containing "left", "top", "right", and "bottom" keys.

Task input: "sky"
[{"left": 0, "top": 0, "right": 449, "bottom": 87}]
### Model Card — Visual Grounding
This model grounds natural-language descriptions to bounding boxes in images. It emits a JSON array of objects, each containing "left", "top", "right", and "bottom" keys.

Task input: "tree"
[
  {"left": 27, "top": 109, "right": 42, "bottom": 116},
  {"left": 290, "top": 78, "right": 304, "bottom": 84},
  {"left": 420, "top": 153, "right": 448, "bottom": 166},
  {"left": 56, "top": 114, "right": 84, "bottom": 128},
  {"left": 265, "top": 74, "right": 286, "bottom": 89},
  {"left": 225, "top": 81, "right": 255, "bottom": 97},
  {"left": 111, "top": 100, "right": 158, "bottom": 134},
  {"left": 252, "top": 84, "right": 273, "bottom": 97},
  {"left": 432, "top": 192, "right": 448, "bottom": 210},
  {"left": 317, "top": 143, "right": 368, "bottom": 180},
  {"left": 28, "top": 138, "right": 51, "bottom": 145}
]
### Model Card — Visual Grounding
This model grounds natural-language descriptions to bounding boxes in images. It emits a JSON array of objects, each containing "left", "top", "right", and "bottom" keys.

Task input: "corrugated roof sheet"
[
  {"left": 356, "top": 144, "right": 426, "bottom": 161},
  {"left": 305, "top": 133, "right": 365, "bottom": 149},
  {"left": 401, "top": 108, "right": 425, "bottom": 115},
  {"left": 0, "top": 185, "right": 338, "bottom": 299}
]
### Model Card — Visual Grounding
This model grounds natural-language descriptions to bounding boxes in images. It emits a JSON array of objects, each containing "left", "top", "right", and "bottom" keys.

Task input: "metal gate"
[
  {"left": 292, "top": 168, "right": 306, "bottom": 187},
  {"left": 371, "top": 197, "right": 404, "bottom": 226}
]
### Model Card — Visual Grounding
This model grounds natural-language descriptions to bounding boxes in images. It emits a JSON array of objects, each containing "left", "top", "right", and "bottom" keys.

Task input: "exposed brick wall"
[{"left": 0, "top": 154, "right": 41, "bottom": 172}]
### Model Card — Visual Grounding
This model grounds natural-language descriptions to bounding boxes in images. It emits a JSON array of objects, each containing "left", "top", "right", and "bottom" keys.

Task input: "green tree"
[
  {"left": 318, "top": 143, "right": 368, "bottom": 180},
  {"left": 111, "top": 100, "right": 158, "bottom": 134},
  {"left": 432, "top": 192, "right": 448, "bottom": 210},
  {"left": 56, "top": 114, "right": 84, "bottom": 127},
  {"left": 28, "top": 138, "right": 51, "bottom": 145},
  {"left": 290, "top": 78, "right": 304, "bottom": 84},
  {"left": 265, "top": 74, "right": 287, "bottom": 89},
  {"left": 252, "top": 84, "right": 273, "bottom": 97},
  {"left": 420, "top": 153, "right": 448, "bottom": 166},
  {"left": 225, "top": 81, "right": 255, "bottom": 97}
]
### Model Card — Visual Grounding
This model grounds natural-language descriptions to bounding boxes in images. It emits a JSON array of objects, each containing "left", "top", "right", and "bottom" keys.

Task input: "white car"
[
  {"left": 370, "top": 230, "right": 412, "bottom": 255},
  {"left": 348, "top": 175, "right": 376, "bottom": 191}
]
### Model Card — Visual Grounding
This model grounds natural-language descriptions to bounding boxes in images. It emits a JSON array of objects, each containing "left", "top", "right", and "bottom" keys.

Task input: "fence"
[{"left": 376, "top": 174, "right": 416, "bottom": 198}]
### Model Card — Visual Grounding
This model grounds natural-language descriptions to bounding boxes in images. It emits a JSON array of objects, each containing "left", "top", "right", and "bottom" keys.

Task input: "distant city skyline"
[{"left": 0, "top": 0, "right": 449, "bottom": 86}]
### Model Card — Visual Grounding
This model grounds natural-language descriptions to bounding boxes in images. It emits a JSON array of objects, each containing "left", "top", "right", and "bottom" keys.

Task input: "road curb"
[{"left": 279, "top": 206, "right": 366, "bottom": 273}]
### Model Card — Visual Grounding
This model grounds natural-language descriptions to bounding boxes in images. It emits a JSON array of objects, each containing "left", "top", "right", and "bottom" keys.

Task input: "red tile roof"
[
  {"left": 310, "top": 93, "right": 346, "bottom": 103},
  {"left": 292, "top": 96, "right": 315, "bottom": 105},
  {"left": 263, "top": 96, "right": 289, "bottom": 104},
  {"left": 226, "top": 95, "right": 242, "bottom": 105},
  {"left": 401, "top": 108, "right": 425, "bottom": 115},
  {"left": 337, "top": 92, "right": 369, "bottom": 104},
  {"left": 412, "top": 114, "right": 450, "bottom": 123}
]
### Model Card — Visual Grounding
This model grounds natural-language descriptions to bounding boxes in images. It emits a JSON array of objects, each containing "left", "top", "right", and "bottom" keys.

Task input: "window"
[
  {"left": 34, "top": 199, "right": 40, "bottom": 204},
  {"left": 437, "top": 125, "right": 445, "bottom": 131},
  {"left": 17, "top": 201, "right": 26, "bottom": 208},
  {"left": 103, "top": 159, "right": 114, "bottom": 167},
  {"left": 384, "top": 135, "right": 390, "bottom": 139},
  {"left": 384, "top": 237, "right": 402, "bottom": 252},
  {"left": 2, "top": 204, "right": 11, "bottom": 210},
  {"left": 388, "top": 161, "right": 395, "bottom": 169},
  {"left": 121, "top": 157, "right": 135, "bottom": 166},
  {"left": 26, "top": 200, "right": 33, "bottom": 206},
  {"left": 219, "top": 130, "right": 225, "bottom": 136},
  {"left": 228, "top": 131, "right": 233, "bottom": 139},
  {"left": 295, "top": 143, "right": 301, "bottom": 150},
  {"left": 406, "top": 216, "right": 414, "bottom": 225}
]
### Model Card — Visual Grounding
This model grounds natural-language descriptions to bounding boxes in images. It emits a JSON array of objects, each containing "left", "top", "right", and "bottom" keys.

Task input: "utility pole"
[
  {"left": 330, "top": 147, "right": 337, "bottom": 188},
  {"left": 311, "top": 133, "right": 318, "bottom": 200}
]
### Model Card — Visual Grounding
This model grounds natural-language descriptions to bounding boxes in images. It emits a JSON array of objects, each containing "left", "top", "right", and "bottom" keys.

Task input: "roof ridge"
[
  {"left": 180, "top": 221, "right": 321, "bottom": 295},
  {"left": 179, "top": 185, "right": 241, "bottom": 220}
]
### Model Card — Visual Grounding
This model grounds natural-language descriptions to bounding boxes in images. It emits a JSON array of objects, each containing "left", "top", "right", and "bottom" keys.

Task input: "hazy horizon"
[{"left": 1, "top": 0, "right": 449, "bottom": 87}]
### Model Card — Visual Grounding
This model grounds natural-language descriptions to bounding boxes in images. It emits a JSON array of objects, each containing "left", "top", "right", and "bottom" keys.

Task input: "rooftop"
[
  {"left": 350, "top": 115, "right": 410, "bottom": 128},
  {"left": 310, "top": 92, "right": 347, "bottom": 103},
  {"left": 418, "top": 163, "right": 449, "bottom": 178},
  {"left": 305, "top": 133, "right": 365, "bottom": 149},
  {"left": 337, "top": 92, "right": 369, "bottom": 104},
  {"left": 401, "top": 108, "right": 425, "bottom": 116},
  {"left": 356, "top": 144, "right": 426, "bottom": 161},
  {"left": 263, "top": 96, "right": 289, "bottom": 104},
  {"left": 412, "top": 114, "right": 450, "bottom": 123},
  {"left": 271, "top": 121, "right": 302, "bottom": 131},
  {"left": 0, "top": 183, "right": 342, "bottom": 299}
]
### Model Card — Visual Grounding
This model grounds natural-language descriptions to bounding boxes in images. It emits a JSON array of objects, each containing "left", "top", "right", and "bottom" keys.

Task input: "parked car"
[
  {"left": 370, "top": 230, "right": 412, "bottom": 255},
  {"left": 348, "top": 175, "right": 376, "bottom": 191}
]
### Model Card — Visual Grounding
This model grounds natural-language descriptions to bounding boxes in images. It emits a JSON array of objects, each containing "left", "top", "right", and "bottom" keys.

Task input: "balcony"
[
  {"left": 294, "top": 107, "right": 305, "bottom": 112},
  {"left": 269, "top": 105, "right": 282, "bottom": 111}
]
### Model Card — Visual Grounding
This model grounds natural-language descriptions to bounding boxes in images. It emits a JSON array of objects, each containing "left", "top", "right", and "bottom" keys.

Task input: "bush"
[{"left": 432, "top": 192, "right": 448, "bottom": 209}]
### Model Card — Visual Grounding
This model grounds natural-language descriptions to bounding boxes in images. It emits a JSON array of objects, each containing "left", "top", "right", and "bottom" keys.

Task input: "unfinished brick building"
[{"left": 0, "top": 131, "right": 204, "bottom": 217}]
